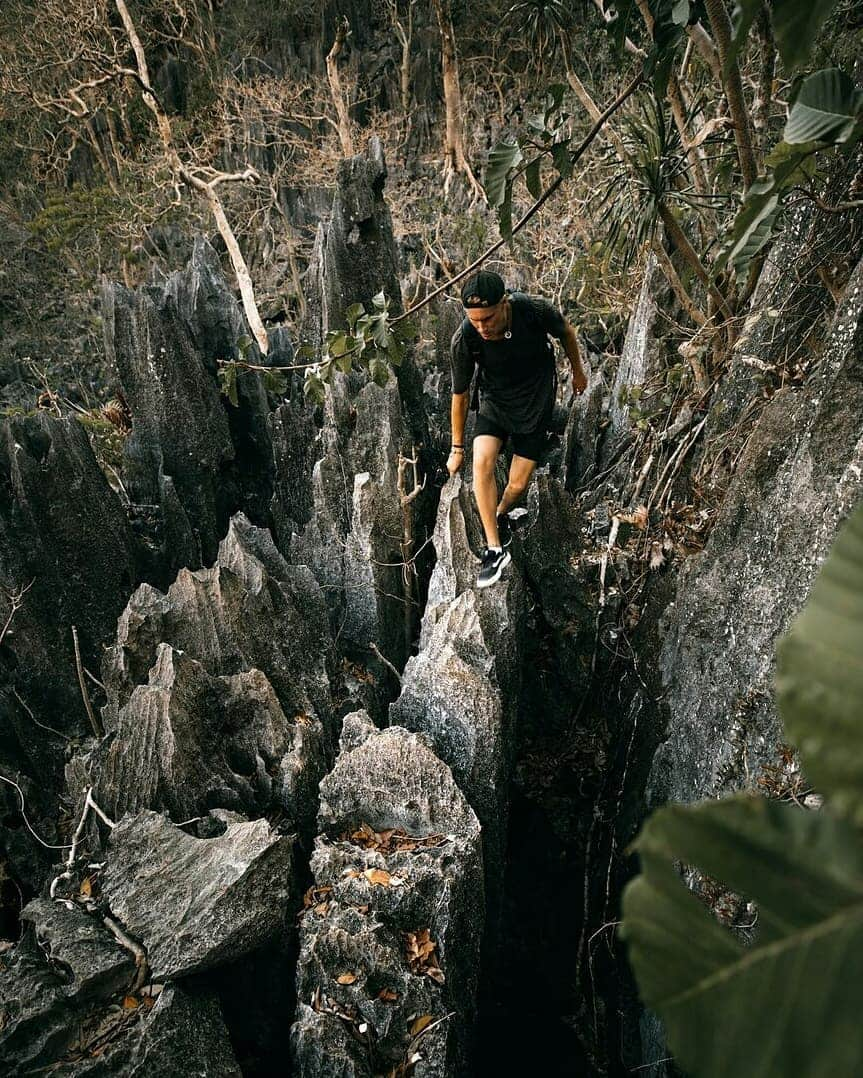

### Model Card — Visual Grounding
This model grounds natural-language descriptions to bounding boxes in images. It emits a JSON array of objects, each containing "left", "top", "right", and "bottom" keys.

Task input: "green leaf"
[
  {"left": 777, "top": 501, "right": 863, "bottom": 826},
  {"left": 386, "top": 335, "right": 404, "bottom": 367},
  {"left": 544, "top": 83, "right": 567, "bottom": 123},
  {"left": 372, "top": 291, "right": 388, "bottom": 311},
  {"left": 327, "top": 331, "right": 349, "bottom": 358},
  {"left": 303, "top": 372, "right": 325, "bottom": 406},
  {"left": 729, "top": 0, "right": 844, "bottom": 73},
  {"left": 551, "top": 141, "right": 572, "bottom": 180},
  {"left": 219, "top": 363, "right": 239, "bottom": 407},
  {"left": 369, "top": 356, "right": 391, "bottom": 387},
  {"left": 499, "top": 178, "right": 514, "bottom": 241},
  {"left": 715, "top": 143, "right": 816, "bottom": 277},
  {"left": 368, "top": 312, "right": 391, "bottom": 350},
  {"left": 525, "top": 157, "right": 542, "bottom": 200},
  {"left": 263, "top": 368, "right": 288, "bottom": 396},
  {"left": 345, "top": 302, "right": 366, "bottom": 331},
  {"left": 485, "top": 139, "right": 524, "bottom": 207},
  {"left": 622, "top": 794, "right": 863, "bottom": 1078},
  {"left": 605, "top": 0, "right": 637, "bottom": 56},
  {"left": 771, "top": 0, "right": 845, "bottom": 71},
  {"left": 236, "top": 334, "right": 252, "bottom": 359},
  {"left": 784, "top": 68, "right": 863, "bottom": 146},
  {"left": 296, "top": 342, "right": 317, "bottom": 361}
]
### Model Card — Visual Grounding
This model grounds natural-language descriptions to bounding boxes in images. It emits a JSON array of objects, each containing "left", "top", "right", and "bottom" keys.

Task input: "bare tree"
[
  {"left": 430, "top": 0, "right": 483, "bottom": 198},
  {"left": 326, "top": 16, "right": 355, "bottom": 157},
  {"left": 113, "top": 0, "right": 268, "bottom": 352}
]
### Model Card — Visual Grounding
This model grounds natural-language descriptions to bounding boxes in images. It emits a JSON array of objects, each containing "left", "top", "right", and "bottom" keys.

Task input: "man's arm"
[
  {"left": 561, "top": 321, "right": 588, "bottom": 395},
  {"left": 448, "top": 390, "right": 470, "bottom": 476}
]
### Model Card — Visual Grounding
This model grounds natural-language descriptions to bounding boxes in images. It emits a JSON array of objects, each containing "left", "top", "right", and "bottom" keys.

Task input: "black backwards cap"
[{"left": 461, "top": 270, "right": 506, "bottom": 308}]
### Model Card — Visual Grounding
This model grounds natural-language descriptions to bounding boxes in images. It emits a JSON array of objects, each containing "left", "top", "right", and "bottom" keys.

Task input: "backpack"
[{"left": 462, "top": 293, "right": 554, "bottom": 412}]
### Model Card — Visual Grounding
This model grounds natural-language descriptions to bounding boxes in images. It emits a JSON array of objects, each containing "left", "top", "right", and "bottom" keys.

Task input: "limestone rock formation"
[
  {"left": 390, "top": 477, "right": 526, "bottom": 921},
  {"left": 89, "top": 646, "right": 327, "bottom": 836},
  {"left": 0, "top": 898, "right": 240, "bottom": 1075},
  {"left": 103, "top": 810, "right": 295, "bottom": 980},
  {"left": 651, "top": 255, "right": 863, "bottom": 806},
  {"left": 291, "top": 140, "right": 432, "bottom": 674},
  {"left": 79, "top": 513, "right": 333, "bottom": 839},
  {"left": 102, "top": 238, "right": 274, "bottom": 580},
  {"left": 291, "top": 722, "right": 483, "bottom": 1077},
  {"left": 0, "top": 412, "right": 140, "bottom": 889},
  {"left": 100, "top": 513, "right": 334, "bottom": 742}
]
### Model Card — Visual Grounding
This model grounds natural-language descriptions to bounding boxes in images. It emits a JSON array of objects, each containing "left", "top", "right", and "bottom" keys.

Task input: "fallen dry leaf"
[
  {"left": 337, "top": 972, "right": 357, "bottom": 985},
  {"left": 410, "top": 1014, "right": 433, "bottom": 1036},
  {"left": 377, "top": 988, "right": 398, "bottom": 1002},
  {"left": 405, "top": 929, "right": 445, "bottom": 983},
  {"left": 121, "top": 996, "right": 138, "bottom": 1010},
  {"left": 364, "top": 868, "right": 391, "bottom": 887},
  {"left": 79, "top": 876, "right": 93, "bottom": 899}
]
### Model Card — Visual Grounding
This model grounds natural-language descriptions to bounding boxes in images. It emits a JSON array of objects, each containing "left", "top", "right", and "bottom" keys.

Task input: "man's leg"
[
  {"left": 497, "top": 453, "right": 538, "bottom": 517},
  {"left": 473, "top": 434, "right": 504, "bottom": 548}
]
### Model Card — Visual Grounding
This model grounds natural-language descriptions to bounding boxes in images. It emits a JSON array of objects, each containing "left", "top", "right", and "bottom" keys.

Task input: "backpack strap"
[{"left": 461, "top": 318, "right": 484, "bottom": 412}]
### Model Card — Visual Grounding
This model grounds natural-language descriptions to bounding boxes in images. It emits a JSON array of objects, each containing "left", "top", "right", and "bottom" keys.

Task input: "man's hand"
[
  {"left": 572, "top": 364, "right": 588, "bottom": 396},
  {"left": 447, "top": 447, "right": 465, "bottom": 477}
]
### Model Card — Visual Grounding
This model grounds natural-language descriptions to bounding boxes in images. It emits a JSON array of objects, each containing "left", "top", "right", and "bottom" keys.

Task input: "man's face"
[{"left": 466, "top": 300, "right": 507, "bottom": 341}]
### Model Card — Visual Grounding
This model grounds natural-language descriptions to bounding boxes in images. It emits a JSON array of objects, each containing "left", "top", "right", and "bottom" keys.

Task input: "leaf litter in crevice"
[
  {"left": 404, "top": 929, "right": 445, "bottom": 984},
  {"left": 299, "top": 884, "right": 332, "bottom": 919},
  {"left": 342, "top": 821, "right": 450, "bottom": 855}
]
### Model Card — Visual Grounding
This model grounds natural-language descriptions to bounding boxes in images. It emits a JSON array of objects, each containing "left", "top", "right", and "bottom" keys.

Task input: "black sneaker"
[
  {"left": 477, "top": 547, "right": 511, "bottom": 589},
  {"left": 496, "top": 513, "right": 513, "bottom": 549}
]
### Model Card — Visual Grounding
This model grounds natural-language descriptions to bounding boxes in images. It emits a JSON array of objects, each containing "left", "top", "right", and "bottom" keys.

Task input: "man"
[{"left": 447, "top": 270, "right": 588, "bottom": 588}]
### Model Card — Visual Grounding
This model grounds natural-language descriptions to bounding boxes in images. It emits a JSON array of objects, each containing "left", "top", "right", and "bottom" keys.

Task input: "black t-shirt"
[{"left": 450, "top": 293, "right": 567, "bottom": 434}]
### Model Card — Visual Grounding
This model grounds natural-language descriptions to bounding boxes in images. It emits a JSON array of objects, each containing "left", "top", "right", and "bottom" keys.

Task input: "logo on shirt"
[{"left": 465, "top": 294, "right": 491, "bottom": 307}]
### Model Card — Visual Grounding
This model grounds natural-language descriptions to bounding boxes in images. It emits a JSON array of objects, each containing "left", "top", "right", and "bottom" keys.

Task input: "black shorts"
[{"left": 473, "top": 413, "right": 550, "bottom": 462}]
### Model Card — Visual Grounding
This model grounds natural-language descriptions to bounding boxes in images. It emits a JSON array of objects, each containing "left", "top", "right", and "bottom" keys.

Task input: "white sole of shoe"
[{"left": 477, "top": 550, "right": 511, "bottom": 589}]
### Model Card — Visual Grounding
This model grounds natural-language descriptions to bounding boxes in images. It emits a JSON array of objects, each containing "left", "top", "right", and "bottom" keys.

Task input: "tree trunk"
[
  {"left": 431, "top": 0, "right": 482, "bottom": 197},
  {"left": 326, "top": 17, "right": 354, "bottom": 157},
  {"left": 753, "top": 7, "right": 776, "bottom": 159},
  {"left": 703, "top": 0, "right": 759, "bottom": 188},
  {"left": 659, "top": 203, "right": 732, "bottom": 320}
]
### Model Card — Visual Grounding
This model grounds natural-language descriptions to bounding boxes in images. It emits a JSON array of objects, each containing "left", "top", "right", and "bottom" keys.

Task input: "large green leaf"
[
  {"left": 729, "top": 0, "right": 844, "bottom": 72},
  {"left": 484, "top": 139, "right": 523, "bottom": 208},
  {"left": 784, "top": 68, "right": 863, "bottom": 146},
  {"left": 622, "top": 794, "right": 863, "bottom": 1078},
  {"left": 777, "top": 500, "right": 863, "bottom": 826},
  {"left": 714, "top": 141, "right": 816, "bottom": 276}
]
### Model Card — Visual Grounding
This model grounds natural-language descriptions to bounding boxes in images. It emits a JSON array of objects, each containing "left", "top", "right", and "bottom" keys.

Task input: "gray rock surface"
[
  {"left": 100, "top": 513, "right": 334, "bottom": 746},
  {"left": 0, "top": 412, "right": 140, "bottom": 889},
  {"left": 608, "top": 254, "right": 661, "bottom": 438},
  {"left": 291, "top": 723, "right": 483, "bottom": 1078},
  {"left": 0, "top": 902, "right": 133, "bottom": 1071},
  {"left": 293, "top": 140, "right": 431, "bottom": 673},
  {"left": 103, "top": 810, "right": 295, "bottom": 979},
  {"left": 89, "top": 644, "right": 327, "bottom": 837},
  {"left": 390, "top": 477, "right": 526, "bottom": 915},
  {"left": 61, "top": 984, "right": 242, "bottom": 1078},
  {"left": 102, "top": 237, "right": 273, "bottom": 579},
  {"left": 651, "top": 254, "right": 863, "bottom": 807},
  {"left": 269, "top": 392, "right": 318, "bottom": 548}
]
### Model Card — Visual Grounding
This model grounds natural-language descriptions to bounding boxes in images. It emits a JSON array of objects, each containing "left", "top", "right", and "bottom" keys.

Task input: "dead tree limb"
[
  {"left": 72, "top": 625, "right": 103, "bottom": 739},
  {"left": 326, "top": 17, "right": 355, "bottom": 157},
  {"left": 113, "top": 0, "right": 269, "bottom": 353}
]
